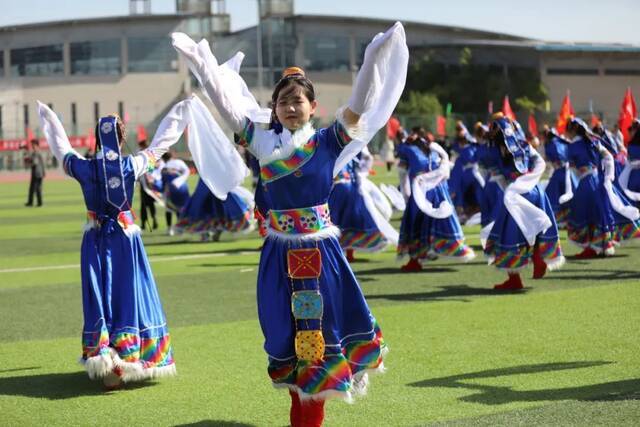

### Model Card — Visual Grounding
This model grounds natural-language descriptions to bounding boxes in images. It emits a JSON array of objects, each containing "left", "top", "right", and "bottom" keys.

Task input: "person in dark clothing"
[
  {"left": 137, "top": 139, "right": 159, "bottom": 230},
  {"left": 25, "top": 139, "right": 45, "bottom": 207}
]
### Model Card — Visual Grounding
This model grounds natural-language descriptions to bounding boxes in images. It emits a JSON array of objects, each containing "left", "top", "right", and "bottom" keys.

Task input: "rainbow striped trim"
[
  {"left": 142, "top": 149, "right": 158, "bottom": 173},
  {"left": 267, "top": 322, "right": 386, "bottom": 398},
  {"left": 554, "top": 206, "right": 570, "bottom": 229},
  {"left": 430, "top": 237, "right": 474, "bottom": 258},
  {"left": 397, "top": 237, "right": 428, "bottom": 259},
  {"left": 111, "top": 332, "right": 174, "bottom": 369},
  {"left": 339, "top": 230, "right": 386, "bottom": 251},
  {"left": 486, "top": 240, "right": 532, "bottom": 270},
  {"left": 82, "top": 328, "right": 110, "bottom": 359},
  {"left": 615, "top": 222, "right": 640, "bottom": 242},
  {"left": 260, "top": 137, "right": 317, "bottom": 183},
  {"left": 538, "top": 239, "right": 563, "bottom": 262},
  {"left": 269, "top": 203, "right": 333, "bottom": 235},
  {"left": 236, "top": 119, "right": 255, "bottom": 148},
  {"left": 334, "top": 121, "right": 354, "bottom": 147}
]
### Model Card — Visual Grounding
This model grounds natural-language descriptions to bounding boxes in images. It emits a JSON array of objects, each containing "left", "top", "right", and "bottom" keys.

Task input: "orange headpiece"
[{"left": 282, "top": 66, "right": 305, "bottom": 78}]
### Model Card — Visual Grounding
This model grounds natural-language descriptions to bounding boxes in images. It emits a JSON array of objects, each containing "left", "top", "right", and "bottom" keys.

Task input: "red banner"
[
  {"left": 555, "top": 91, "right": 574, "bottom": 135},
  {"left": 502, "top": 95, "right": 516, "bottom": 121},
  {"left": 618, "top": 87, "right": 637, "bottom": 145},
  {"left": 436, "top": 115, "right": 447, "bottom": 136},
  {"left": 0, "top": 136, "right": 94, "bottom": 152}
]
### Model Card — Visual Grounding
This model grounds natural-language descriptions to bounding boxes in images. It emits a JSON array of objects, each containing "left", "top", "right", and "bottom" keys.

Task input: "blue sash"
[{"left": 99, "top": 117, "right": 128, "bottom": 210}]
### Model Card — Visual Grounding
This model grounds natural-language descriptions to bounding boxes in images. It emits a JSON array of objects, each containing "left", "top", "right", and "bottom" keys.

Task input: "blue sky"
[{"left": 2, "top": 0, "right": 639, "bottom": 44}]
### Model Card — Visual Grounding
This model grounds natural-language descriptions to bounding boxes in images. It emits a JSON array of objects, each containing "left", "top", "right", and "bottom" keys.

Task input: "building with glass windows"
[{"left": 0, "top": 0, "right": 639, "bottom": 164}]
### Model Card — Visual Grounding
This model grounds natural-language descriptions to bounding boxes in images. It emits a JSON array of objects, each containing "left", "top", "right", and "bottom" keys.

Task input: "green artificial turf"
[{"left": 1, "top": 170, "right": 639, "bottom": 426}]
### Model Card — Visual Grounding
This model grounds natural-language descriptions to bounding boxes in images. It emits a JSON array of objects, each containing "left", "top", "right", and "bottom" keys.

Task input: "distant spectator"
[{"left": 25, "top": 139, "right": 45, "bottom": 207}]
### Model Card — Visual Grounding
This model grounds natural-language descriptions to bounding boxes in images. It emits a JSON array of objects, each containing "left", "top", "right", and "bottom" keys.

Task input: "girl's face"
[{"left": 275, "top": 84, "right": 317, "bottom": 131}]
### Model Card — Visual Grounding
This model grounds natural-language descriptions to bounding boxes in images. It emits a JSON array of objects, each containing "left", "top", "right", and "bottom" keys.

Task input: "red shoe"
[
  {"left": 493, "top": 273, "right": 524, "bottom": 290},
  {"left": 575, "top": 247, "right": 597, "bottom": 259},
  {"left": 298, "top": 398, "right": 325, "bottom": 427},
  {"left": 289, "top": 390, "right": 301, "bottom": 427},
  {"left": 401, "top": 258, "right": 423, "bottom": 272},
  {"left": 532, "top": 249, "right": 547, "bottom": 279},
  {"left": 346, "top": 249, "right": 355, "bottom": 263}
]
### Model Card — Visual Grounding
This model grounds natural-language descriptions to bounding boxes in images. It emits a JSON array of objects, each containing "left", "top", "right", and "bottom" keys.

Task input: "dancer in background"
[
  {"left": 448, "top": 121, "right": 484, "bottom": 224},
  {"left": 173, "top": 21, "right": 408, "bottom": 426},
  {"left": 484, "top": 115, "right": 564, "bottom": 289},
  {"left": 161, "top": 151, "right": 190, "bottom": 236},
  {"left": 541, "top": 126, "right": 576, "bottom": 229},
  {"left": 619, "top": 119, "right": 640, "bottom": 208},
  {"left": 565, "top": 118, "right": 639, "bottom": 257},
  {"left": 329, "top": 147, "right": 397, "bottom": 262},
  {"left": 37, "top": 99, "right": 192, "bottom": 389},
  {"left": 397, "top": 129, "right": 474, "bottom": 272}
]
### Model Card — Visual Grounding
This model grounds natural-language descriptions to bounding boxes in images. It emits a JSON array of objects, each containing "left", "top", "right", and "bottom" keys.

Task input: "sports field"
[{"left": 1, "top": 168, "right": 639, "bottom": 426}]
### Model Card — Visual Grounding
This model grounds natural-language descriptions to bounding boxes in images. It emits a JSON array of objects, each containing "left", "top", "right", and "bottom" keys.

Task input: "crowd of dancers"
[{"left": 34, "top": 20, "right": 640, "bottom": 427}]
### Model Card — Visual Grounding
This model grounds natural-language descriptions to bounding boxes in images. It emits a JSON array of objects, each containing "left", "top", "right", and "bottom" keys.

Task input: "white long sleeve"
[
  {"left": 172, "top": 33, "right": 270, "bottom": 132},
  {"left": 131, "top": 97, "right": 192, "bottom": 179},
  {"left": 334, "top": 22, "right": 409, "bottom": 176},
  {"left": 37, "top": 101, "right": 82, "bottom": 162}
]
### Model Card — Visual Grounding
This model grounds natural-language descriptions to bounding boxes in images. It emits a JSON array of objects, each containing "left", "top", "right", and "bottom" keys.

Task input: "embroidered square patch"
[
  {"left": 295, "top": 330, "right": 325, "bottom": 362},
  {"left": 291, "top": 291, "right": 323, "bottom": 319},
  {"left": 287, "top": 248, "right": 322, "bottom": 279}
]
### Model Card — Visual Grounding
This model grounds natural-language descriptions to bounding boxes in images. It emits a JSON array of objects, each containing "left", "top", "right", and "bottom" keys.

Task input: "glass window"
[
  {"left": 10, "top": 44, "right": 64, "bottom": 76},
  {"left": 0, "top": 54, "right": 4, "bottom": 77},
  {"left": 70, "top": 40, "right": 121, "bottom": 75},
  {"left": 546, "top": 68, "right": 598, "bottom": 75},
  {"left": 127, "top": 37, "right": 177, "bottom": 73},
  {"left": 304, "top": 35, "right": 350, "bottom": 71}
]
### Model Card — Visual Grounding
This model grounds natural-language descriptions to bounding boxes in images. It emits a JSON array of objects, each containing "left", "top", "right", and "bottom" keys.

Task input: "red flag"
[
  {"left": 137, "top": 124, "right": 148, "bottom": 143},
  {"left": 590, "top": 113, "right": 600, "bottom": 128},
  {"left": 502, "top": 96, "right": 516, "bottom": 121},
  {"left": 555, "top": 91, "right": 574, "bottom": 135},
  {"left": 26, "top": 127, "right": 35, "bottom": 143},
  {"left": 436, "top": 115, "right": 447, "bottom": 136},
  {"left": 618, "top": 87, "right": 637, "bottom": 145},
  {"left": 528, "top": 114, "right": 538, "bottom": 137}
]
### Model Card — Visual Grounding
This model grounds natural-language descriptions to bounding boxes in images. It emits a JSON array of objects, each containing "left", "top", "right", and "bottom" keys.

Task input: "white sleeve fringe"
[{"left": 37, "top": 101, "right": 82, "bottom": 162}]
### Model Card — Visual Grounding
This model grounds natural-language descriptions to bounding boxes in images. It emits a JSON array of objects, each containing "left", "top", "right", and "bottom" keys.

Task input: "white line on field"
[
  {"left": 239, "top": 268, "right": 254, "bottom": 273},
  {"left": 0, "top": 251, "right": 259, "bottom": 274}
]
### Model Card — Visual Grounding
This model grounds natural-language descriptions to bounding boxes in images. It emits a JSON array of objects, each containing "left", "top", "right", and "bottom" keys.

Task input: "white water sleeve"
[
  {"left": 600, "top": 147, "right": 640, "bottom": 220},
  {"left": 334, "top": 22, "right": 409, "bottom": 176},
  {"left": 172, "top": 33, "right": 271, "bottom": 132},
  {"left": 619, "top": 160, "right": 640, "bottom": 201},
  {"left": 37, "top": 101, "right": 82, "bottom": 162},
  {"left": 558, "top": 163, "right": 574, "bottom": 204},
  {"left": 503, "top": 148, "right": 552, "bottom": 246},
  {"left": 185, "top": 95, "right": 249, "bottom": 200}
]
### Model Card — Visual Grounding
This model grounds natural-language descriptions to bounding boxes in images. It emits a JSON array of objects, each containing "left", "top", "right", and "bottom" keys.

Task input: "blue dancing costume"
[
  {"left": 329, "top": 154, "right": 393, "bottom": 252},
  {"left": 397, "top": 141, "right": 474, "bottom": 261},
  {"left": 38, "top": 103, "right": 188, "bottom": 382},
  {"left": 449, "top": 127, "right": 484, "bottom": 214},
  {"left": 543, "top": 129, "right": 577, "bottom": 228},
  {"left": 484, "top": 118, "right": 564, "bottom": 272},
  {"left": 176, "top": 178, "right": 253, "bottom": 235}
]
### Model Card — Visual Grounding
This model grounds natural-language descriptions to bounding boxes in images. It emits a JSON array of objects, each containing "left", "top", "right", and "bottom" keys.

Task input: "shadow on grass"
[
  {"left": 0, "top": 371, "right": 153, "bottom": 400},
  {"left": 565, "top": 253, "right": 629, "bottom": 261},
  {"left": 0, "top": 366, "right": 40, "bottom": 374},
  {"left": 174, "top": 421, "right": 256, "bottom": 427},
  {"left": 408, "top": 361, "right": 640, "bottom": 404},
  {"left": 551, "top": 267, "right": 640, "bottom": 282},
  {"left": 366, "top": 284, "right": 522, "bottom": 302},
  {"left": 355, "top": 266, "right": 457, "bottom": 276}
]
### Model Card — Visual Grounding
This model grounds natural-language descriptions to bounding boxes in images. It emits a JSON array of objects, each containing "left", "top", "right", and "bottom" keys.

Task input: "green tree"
[{"left": 396, "top": 91, "right": 443, "bottom": 116}]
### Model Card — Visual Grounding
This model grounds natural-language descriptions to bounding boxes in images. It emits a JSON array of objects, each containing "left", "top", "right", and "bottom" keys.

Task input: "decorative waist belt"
[
  {"left": 576, "top": 166, "right": 597, "bottom": 180},
  {"left": 86, "top": 210, "right": 136, "bottom": 231},
  {"left": 268, "top": 203, "right": 333, "bottom": 235}
]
